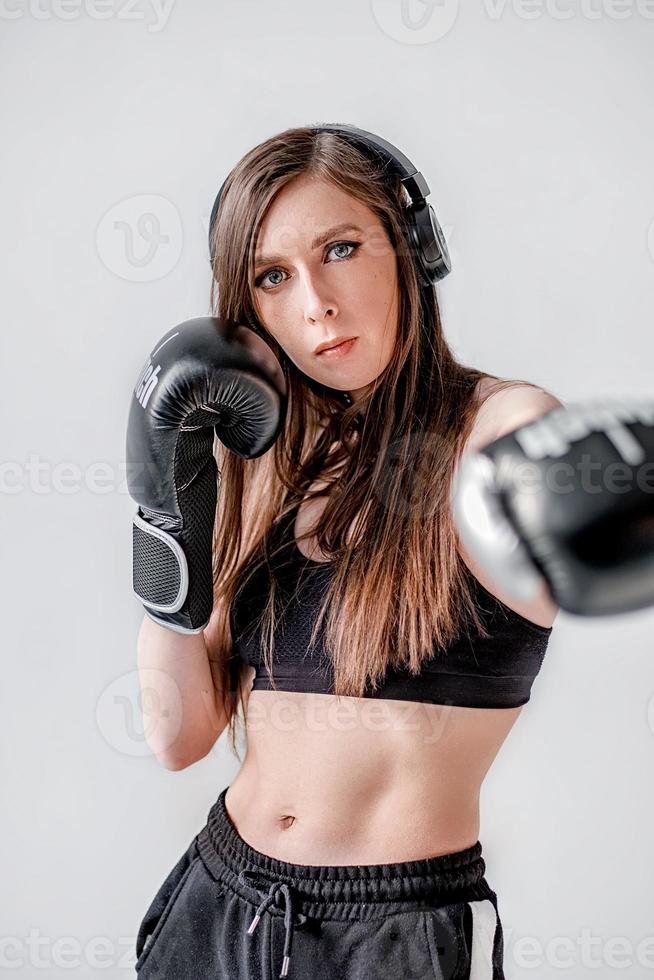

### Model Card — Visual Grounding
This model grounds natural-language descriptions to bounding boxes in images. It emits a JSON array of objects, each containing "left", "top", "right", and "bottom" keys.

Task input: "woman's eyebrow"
[{"left": 254, "top": 223, "right": 364, "bottom": 269}]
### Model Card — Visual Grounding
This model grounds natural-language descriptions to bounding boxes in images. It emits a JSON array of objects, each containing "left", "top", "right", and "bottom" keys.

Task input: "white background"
[{"left": 1, "top": 1, "right": 654, "bottom": 977}]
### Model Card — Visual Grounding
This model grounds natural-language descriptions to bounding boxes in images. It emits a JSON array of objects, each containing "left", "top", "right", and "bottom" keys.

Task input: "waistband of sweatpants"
[{"left": 196, "top": 785, "right": 490, "bottom": 920}]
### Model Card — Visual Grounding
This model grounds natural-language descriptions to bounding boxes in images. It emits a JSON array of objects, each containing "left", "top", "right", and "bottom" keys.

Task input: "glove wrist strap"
[{"left": 132, "top": 510, "right": 189, "bottom": 615}]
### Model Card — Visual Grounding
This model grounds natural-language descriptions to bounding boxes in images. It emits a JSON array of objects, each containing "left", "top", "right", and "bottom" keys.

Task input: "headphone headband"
[
  {"left": 208, "top": 122, "right": 451, "bottom": 285},
  {"left": 314, "top": 122, "right": 432, "bottom": 202}
]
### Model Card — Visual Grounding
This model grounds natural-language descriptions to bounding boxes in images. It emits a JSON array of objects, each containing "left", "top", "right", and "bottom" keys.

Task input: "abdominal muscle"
[{"left": 224, "top": 687, "right": 523, "bottom": 866}]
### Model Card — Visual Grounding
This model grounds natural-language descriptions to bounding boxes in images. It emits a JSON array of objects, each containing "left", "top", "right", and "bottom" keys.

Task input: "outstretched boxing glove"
[
  {"left": 451, "top": 396, "right": 654, "bottom": 616},
  {"left": 126, "top": 316, "right": 286, "bottom": 634}
]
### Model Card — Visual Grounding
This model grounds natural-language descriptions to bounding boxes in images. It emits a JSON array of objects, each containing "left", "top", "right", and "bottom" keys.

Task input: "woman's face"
[{"left": 251, "top": 174, "right": 399, "bottom": 402}]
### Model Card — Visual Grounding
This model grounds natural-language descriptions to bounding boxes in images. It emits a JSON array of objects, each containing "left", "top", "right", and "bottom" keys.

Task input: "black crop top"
[{"left": 229, "top": 501, "right": 553, "bottom": 709}]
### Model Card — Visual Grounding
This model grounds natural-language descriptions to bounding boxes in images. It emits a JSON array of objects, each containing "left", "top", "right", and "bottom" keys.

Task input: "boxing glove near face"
[{"left": 126, "top": 316, "right": 287, "bottom": 634}]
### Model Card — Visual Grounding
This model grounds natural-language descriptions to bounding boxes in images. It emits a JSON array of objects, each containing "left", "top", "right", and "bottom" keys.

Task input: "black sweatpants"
[{"left": 134, "top": 785, "right": 505, "bottom": 979}]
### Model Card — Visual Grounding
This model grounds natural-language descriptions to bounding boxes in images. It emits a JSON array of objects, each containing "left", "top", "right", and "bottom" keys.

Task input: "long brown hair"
[{"left": 206, "top": 125, "right": 528, "bottom": 756}]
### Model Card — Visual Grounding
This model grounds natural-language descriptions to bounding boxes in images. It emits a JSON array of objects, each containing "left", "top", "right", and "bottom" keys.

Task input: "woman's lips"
[{"left": 315, "top": 337, "right": 358, "bottom": 359}]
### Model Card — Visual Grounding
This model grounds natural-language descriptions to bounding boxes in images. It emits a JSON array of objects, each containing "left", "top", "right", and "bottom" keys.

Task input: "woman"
[{"left": 134, "top": 125, "right": 561, "bottom": 979}]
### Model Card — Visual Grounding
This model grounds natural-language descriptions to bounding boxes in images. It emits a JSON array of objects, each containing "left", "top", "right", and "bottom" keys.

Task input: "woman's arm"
[{"left": 136, "top": 609, "right": 230, "bottom": 770}]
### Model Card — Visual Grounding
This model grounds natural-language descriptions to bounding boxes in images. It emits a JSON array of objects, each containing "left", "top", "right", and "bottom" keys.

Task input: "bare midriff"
[{"left": 224, "top": 688, "right": 524, "bottom": 865}]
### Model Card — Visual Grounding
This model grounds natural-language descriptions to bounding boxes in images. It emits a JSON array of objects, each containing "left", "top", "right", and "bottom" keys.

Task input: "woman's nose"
[{"left": 301, "top": 274, "right": 338, "bottom": 325}]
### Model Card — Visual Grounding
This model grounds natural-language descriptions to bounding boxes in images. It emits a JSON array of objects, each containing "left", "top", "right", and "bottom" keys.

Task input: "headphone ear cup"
[
  {"left": 397, "top": 204, "right": 427, "bottom": 287},
  {"left": 406, "top": 200, "right": 451, "bottom": 285}
]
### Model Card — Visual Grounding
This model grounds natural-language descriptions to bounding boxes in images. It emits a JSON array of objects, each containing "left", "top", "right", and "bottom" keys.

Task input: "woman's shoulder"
[{"left": 467, "top": 377, "right": 564, "bottom": 454}]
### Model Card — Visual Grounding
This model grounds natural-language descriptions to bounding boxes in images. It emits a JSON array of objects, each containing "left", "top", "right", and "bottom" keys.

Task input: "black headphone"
[{"left": 207, "top": 122, "right": 451, "bottom": 287}]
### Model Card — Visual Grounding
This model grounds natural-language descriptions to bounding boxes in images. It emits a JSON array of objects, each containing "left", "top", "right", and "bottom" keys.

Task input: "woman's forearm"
[{"left": 136, "top": 613, "right": 228, "bottom": 769}]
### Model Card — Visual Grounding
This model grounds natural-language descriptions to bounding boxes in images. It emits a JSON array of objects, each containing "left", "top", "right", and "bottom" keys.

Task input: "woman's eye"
[
  {"left": 256, "top": 241, "right": 360, "bottom": 291},
  {"left": 262, "top": 269, "right": 285, "bottom": 288},
  {"left": 329, "top": 242, "right": 355, "bottom": 260}
]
